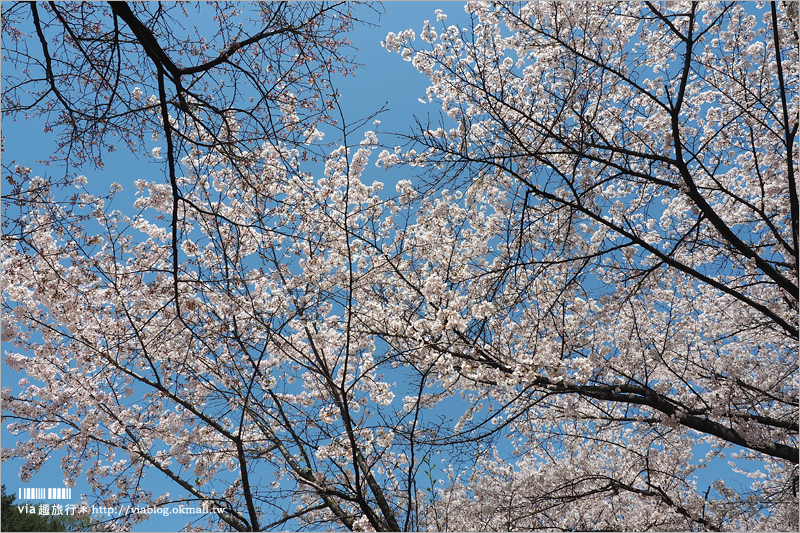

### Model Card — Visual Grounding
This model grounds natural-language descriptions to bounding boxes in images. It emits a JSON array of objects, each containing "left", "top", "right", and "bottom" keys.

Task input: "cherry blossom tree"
[
  {"left": 5, "top": 122, "right": 441, "bottom": 531},
  {"left": 2, "top": 105, "right": 462, "bottom": 529},
  {"left": 2, "top": 2, "right": 440, "bottom": 531},
  {"left": 376, "top": 1, "right": 798, "bottom": 530},
  {"left": 2, "top": 1, "right": 378, "bottom": 321},
  {"left": 2, "top": 1, "right": 355, "bottom": 170},
  {"left": 3, "top": 1, "right": 799, "bottom": 532}
]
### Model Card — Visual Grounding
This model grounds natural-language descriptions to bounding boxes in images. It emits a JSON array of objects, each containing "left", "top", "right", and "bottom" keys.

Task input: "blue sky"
[
  {"left": 0, "top": 3, "right": 472, "bottom": 530},
  {"left": 1, "top": 2, "right": 771, "bottom": 531}
]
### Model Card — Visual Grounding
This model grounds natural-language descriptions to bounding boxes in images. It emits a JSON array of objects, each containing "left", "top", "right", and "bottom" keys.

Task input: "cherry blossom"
[
  {"left": 2, "top": 1, "right": 798, "bottom": 531},
  {"left": 377, "top": 1, "right": 798, "bottom": 530}
]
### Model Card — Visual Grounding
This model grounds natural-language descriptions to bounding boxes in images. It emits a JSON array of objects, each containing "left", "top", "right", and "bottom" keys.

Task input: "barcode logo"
[{"left": 17, "top": 487, "right": 72, "bottom": 500}]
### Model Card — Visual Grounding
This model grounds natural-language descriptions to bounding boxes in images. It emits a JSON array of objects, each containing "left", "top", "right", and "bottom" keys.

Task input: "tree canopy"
[{"left": 2, "top": 2, "right": 797, "bottom": 531}]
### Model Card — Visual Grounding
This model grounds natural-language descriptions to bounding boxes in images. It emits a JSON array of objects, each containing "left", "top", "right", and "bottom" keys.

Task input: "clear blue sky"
[
  {"left": 1, "top": 2, "right": 760, "bottom": 531},
  {"left": 0, "top": 3, "right": 472, "bottom": 530}
]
